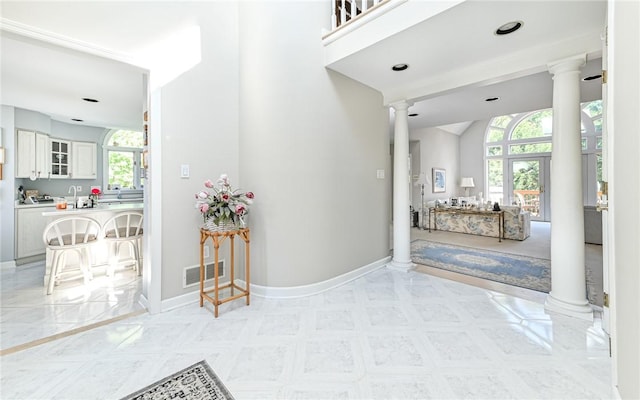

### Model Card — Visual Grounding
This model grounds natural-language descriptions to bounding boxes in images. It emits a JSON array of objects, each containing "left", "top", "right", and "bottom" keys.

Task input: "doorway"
[{"left": 508, "top": 157, "right": 550, "bottom": 221}]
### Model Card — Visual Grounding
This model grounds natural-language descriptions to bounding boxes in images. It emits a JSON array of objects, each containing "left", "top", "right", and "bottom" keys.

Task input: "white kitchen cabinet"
[
  {"left": 71, "top": 141, "right": 97, "bottom": 179},
  {"left": 15, "top": 206, "right": 55, "bottom": 259},
  {"left": 16, "top": 130, "right": 49, "bottom": 179},
  {"left": 49, "top": 138, "right": 71, "bottom": 178}
]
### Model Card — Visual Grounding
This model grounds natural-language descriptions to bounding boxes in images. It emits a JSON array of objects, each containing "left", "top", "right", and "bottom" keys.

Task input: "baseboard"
[
  {"left": 138, "top": 294, "right": 150, "bottom": 311},
  {"left": 0, "top": 260, "right": 16, "bottom": 271},
  {"left": 246, "top": 255, "right": 391, "bottom": 299},
  {"left": 15, "top": 255, "right": 45, "bottom": 266},
  {"left": 160, "top": 256, "right": 391, "bottom": 311}
]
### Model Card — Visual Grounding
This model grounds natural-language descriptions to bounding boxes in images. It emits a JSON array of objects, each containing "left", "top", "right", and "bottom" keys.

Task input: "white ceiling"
[
  {"left": 1, "top": 31, "right": 146, "bottom": 130},
  {"left": 326, "top": 0, "right": 606, "bottom": 134},
  {"left": 0, "top": 1, "right": 606, "bottom": 135}
]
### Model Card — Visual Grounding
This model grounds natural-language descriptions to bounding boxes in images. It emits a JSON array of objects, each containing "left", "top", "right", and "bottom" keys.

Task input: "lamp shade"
[
  {"left": 460, "top": 177, "right": 475, "bottom": 188},
  {"left": 414, "top": 172, "right": 428, "bottom": 186}
]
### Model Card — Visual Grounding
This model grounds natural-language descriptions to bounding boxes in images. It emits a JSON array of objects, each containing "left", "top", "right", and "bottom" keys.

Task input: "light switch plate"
[
  {"left": 376, "top": 169, "right": 385, "bottom": 179},
  {"left": 181, "top": 164, "right": 190, "bottom": 178}
]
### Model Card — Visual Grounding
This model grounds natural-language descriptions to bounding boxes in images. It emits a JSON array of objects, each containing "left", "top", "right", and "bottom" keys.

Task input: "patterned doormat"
[
  {"left": 121, "top": 360, "right": 234, "bottom": 400},
  {"left": 411, "top": 240, "right": 600, "bottom": 305}
]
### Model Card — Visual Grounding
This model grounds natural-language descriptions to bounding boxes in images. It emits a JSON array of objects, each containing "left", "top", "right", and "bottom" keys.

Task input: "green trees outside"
[
  {"left": 512, "top": 160, "right": 539, "bottom": 191},
  {"left": 107, "top": 130, "right": 143, "bottom": 190},
  {"left": 108, "top": 151, "right": 134, "bottom": 189}
]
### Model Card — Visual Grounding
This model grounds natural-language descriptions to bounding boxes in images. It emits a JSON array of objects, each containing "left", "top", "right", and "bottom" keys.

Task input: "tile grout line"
[{"left": 0, "top": 309, "right": 147, "bottom": 356}]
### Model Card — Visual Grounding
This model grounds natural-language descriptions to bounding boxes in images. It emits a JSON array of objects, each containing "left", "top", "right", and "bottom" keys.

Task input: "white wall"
[
  {"left": 158, "top": 2, "right": 241, "bottom": 300},
  {"left": 410, "top": 127, "right": 459, "bottom": 202},
  {"left": 609, "top": 0, "right": 640, "bottom": 397},
  {"left": 238, "top": 1, "right": 391, "bottom": 287},
  {"left": 0, "top": 106, "right": 16, "bottom": 262},
  {"left": 459, "top": 119, "right": 489, "bottom": 199}
]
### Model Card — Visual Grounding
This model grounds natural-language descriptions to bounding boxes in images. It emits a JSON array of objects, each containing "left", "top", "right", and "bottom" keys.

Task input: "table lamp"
[{"left": 460, "top": 177, "right": 475, "bottom": 197}]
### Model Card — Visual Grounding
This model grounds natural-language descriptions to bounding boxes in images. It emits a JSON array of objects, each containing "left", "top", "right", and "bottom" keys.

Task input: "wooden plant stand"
[{"left": 199, "top": 227, "right": 250, "bottom": 317}]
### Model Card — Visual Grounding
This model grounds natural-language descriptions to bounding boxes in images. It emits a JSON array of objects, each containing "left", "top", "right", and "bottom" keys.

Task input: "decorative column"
[
  {"left": 545, "top": 54, "right": 593, "bottom": 320},
  {"left": 388, "top": 100, "right": 414, "bottom": 272}
]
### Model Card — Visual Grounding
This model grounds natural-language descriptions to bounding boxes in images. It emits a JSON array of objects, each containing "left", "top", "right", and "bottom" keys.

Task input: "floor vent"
[{"left": 183, "top": 260, "right": 224, "bottom": 288}]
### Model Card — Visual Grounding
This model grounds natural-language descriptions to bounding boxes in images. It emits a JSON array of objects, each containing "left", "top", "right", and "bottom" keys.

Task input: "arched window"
[
  {"left": 103, "top": 129, "right": 144, "bottom": 192},
  {"left": 485, "top": 100, "right": 602, "bottom": 216}
]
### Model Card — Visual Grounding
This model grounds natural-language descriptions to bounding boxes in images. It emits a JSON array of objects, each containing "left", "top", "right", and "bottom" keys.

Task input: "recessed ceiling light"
[
  {"left": 392, "top": 64, "right": 409, "bottom": 71},
  {"left": 582, "top": 74, "right": 602, "bottom": 81},
  {"left": 495, "top": 21, "right": 523, "bottom": 36},
  {"left": 408, "top": 113, "right": 419, "bottom": 117},
  {"left": 485, "top": 97, "right": 500, "bottom": 102},
  {"left": 82, "top": 98, "right": 99, "bottom": 103},
  {"left": 71, "top": 118, "right": 84, "bottom": 122}
]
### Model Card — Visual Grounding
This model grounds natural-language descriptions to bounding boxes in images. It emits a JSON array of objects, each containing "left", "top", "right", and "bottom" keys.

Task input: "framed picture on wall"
[{"left": 432, "top": 168, "right": 446, "bottom": 193}]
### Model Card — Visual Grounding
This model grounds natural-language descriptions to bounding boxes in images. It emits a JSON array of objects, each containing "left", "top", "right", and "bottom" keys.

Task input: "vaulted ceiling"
[{"left": 1, "top": 1, "right": 606, "bottom": 135}]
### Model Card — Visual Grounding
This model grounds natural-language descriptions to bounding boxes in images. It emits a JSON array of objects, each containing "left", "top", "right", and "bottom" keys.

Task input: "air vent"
[{"left": 183, "top": 260, "right": 224, "bottom": 288}]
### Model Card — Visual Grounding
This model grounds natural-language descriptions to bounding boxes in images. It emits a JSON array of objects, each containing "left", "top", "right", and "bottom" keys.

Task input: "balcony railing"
[{"left": 332, "top": 0, "right": 389, "bottom": 30}]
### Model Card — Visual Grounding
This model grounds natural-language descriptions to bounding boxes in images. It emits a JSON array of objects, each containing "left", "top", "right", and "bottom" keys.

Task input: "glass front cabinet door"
[{"left": 50, "top": 138, "right": 71, "bottom": 178}]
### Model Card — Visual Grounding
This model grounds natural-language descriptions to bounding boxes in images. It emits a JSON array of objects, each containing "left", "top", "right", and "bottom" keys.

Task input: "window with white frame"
[
  {"left": 103, "top": 129, "right": 144, "bottom": 192},
  {"left": 485, "top": 100, "right": 602, "bottom": 206}
]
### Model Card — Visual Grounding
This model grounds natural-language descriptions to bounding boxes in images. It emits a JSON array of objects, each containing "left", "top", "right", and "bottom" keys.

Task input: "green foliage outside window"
[
  {"left": 492, "top": 115, "right": 512, "bottom": 129},
  {"left": 487, "top": 128, "right": 504, "bottom": 142},
  {"left": 487, "top": 159, "right": 503, "bottom": 188},
  {"left": 583, "top": 101, "right": 603, "bottom": 118},
  {"left": 509, "top": 142, "right": 552, "bottom": 154},
  {"left": 108, "top": 130, "right": 144, "bottom": 147},
  {"left": 511, "top": 110, "right": 552, "bottom": 140},
  {"left": 106, "top": 130, "right": 143, "bottom": 190},
  {"left": 512, "top": 161, "right": 539, "bottom": 190},
  {"left": 487, "top": 145, "right": 502, "bottom": 156},
  {"left": 109, "top": 151, "right": 134, "bottom": 189}
]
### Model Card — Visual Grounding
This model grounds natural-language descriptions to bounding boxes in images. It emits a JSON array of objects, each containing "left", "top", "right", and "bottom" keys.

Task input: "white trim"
[
  {"left": 138, "top": 293, "right": 149, "bottom": 310},
  {"left": 1, "top": 260, "right": 16, "bottom": 271},
  {"left": 248, "top": 256, "right": 390, "bottom": 299},
  {"left": 160, "top": 280, "right": 233, "bottom": 312},
  {"left": 0, "top": 18, "right": 140, "bottom": 67},
  {"left": 159, "top": 256, "right": 391, "bottom": 310},
  {"left": 144, "top": 87, "right": 162, "bottom": 314},
  {"left": 322, "top": 0, "right": 406, "bottom": 44}
]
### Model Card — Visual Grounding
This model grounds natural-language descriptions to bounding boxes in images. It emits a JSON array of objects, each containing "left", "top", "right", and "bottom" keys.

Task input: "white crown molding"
[{"left": 0, "top": 18, "right": 139, "bottom": 67}]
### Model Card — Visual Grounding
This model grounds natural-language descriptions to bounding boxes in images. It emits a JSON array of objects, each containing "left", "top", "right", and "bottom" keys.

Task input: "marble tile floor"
[
  {"left": 1, "top": 261, "right": 144, "bottom": 352},
  {"left": 0, "top": 268, "right": 614, "bottom": 400}
]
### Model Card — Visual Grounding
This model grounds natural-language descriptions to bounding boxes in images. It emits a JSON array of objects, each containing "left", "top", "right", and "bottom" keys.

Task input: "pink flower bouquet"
[{"left": 195, "top": 174, "right": 254, "bottom": 227}]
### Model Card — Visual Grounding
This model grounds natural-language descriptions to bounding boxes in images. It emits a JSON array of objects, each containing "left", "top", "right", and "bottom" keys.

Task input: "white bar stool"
[
  {"left": 42, "top": 216, "right": 101, "bottom": 295},
  {"left": 102, "top": 212, "right": 144, "bottom": 276}
]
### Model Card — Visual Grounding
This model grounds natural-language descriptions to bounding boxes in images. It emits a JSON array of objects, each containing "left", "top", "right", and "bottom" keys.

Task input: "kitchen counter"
[
  {"left": 41, "top": 202, "right": 143, "bottom": 217},
  {"left": 97, "top": 197, "right": 144, "bottom": 204},
  {"left": 15, "top": 201, "right": 57, "bottom": 209}
]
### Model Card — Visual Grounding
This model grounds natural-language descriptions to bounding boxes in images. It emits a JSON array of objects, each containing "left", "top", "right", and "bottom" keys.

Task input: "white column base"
[
  {"left": 387, "top": 259, "right": 414, "bottom": 272},
  {"left": 545, "top": 293, "right": 594, "bottom": 321}
]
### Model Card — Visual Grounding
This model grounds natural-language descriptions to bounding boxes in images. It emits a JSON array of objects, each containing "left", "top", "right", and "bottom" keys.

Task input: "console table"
[
  {"left": 199, "top": 227, "right": 251, "bottom": 317},
  {"left": 427, "top": 208, "right": 505, "bottom": 242}
]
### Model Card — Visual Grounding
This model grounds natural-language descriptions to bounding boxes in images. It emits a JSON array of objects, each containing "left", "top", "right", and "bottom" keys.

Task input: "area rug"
[
  {"left": 121, "top": 360, "right": 234, "bottom": 400},
  {"left": 411, "top": 240, "right": 600, "bottom": 305},
  {"left": 411, "top": 239, "right": 552, "bottom": 293}
]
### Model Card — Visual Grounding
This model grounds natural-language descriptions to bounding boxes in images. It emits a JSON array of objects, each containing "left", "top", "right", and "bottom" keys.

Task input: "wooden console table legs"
[{"left": 199, "top": 228, "right": 250, "bottom": 317}]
